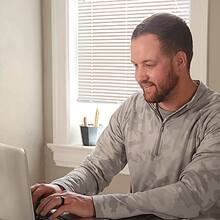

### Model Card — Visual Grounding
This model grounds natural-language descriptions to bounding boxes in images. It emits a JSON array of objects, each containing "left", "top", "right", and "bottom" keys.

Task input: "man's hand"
[
  {"left": 31, "top": 183, "right": 63, "bottom": 208},
  {"left": 35, "top": 191, "right": 95, "bottom": 220}
]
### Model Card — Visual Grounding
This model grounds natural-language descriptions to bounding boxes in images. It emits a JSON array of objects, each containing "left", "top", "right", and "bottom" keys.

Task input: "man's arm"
[
  {"left": 92, "top": 121, "right": 220, "bottom": 219},
  {"left": 32, "top": 97, "right": 132, "bottom": 218},
  {"left": 51, "top": 99, "right": 129, "bottom": 195},
  {"left": 45, "top": 126, "right": 220, "bottom": 220}
]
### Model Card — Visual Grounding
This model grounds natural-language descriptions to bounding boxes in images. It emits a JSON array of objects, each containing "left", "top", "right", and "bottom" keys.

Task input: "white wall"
[
  {"left": 207, "top": 0, "right": 220, "bottom": 91},
  {"left": 0, "top": 0, "right": 44, "bottom": 184}
]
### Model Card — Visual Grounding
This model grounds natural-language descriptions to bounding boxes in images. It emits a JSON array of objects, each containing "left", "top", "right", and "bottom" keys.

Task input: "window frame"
[{"left": 50, "top": 0, "right": 209, "bottom": 145}]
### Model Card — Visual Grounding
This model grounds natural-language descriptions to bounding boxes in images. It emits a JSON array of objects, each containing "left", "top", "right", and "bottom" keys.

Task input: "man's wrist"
[
  {"left": 90, "top": 196, "right": 96, "bottom": 217},
  {"left": 54, "top": 184, "right": 65, "bottom": 193}
]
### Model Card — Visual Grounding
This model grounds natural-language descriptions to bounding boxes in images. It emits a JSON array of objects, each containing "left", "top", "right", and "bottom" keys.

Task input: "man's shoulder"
[
  {"left": 197, "top": 86, "right": 220, "bottom": 121},
  {"left": 126, "top": 92, "right": 144, "bottom": 103},
  {"left": 114, "top": 92, "right": 151, "bottom": 121},
  {"left": 123, "top": 92, "right": 150, "bottom": 111},
  {"left": 194, "top": 82, "right": 220, "bottom": 109},
  {"left": 203, "top": 86, "right": 220, "bottom": 109}
]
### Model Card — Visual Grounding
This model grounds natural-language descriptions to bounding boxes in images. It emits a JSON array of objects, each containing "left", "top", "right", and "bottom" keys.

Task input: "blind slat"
[{"left": 74, "top": 0, "right": 190, "bottom": 103}]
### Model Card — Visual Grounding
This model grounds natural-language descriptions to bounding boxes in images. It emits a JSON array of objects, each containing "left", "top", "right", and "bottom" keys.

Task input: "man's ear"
[
  {"left": 174, "top": 51, "right": 187, "bottom": 70},
  {"left": 174, "top": 51, "right": 187, "bottom": 68}
]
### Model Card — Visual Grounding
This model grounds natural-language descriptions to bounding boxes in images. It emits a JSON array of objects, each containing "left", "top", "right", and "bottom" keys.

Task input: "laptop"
[
  {"left": 0, "top": 143, "right": 164, "bottom": 220},
  {"left": 0, "top": 143, "right": 88, "bottom": 220}
]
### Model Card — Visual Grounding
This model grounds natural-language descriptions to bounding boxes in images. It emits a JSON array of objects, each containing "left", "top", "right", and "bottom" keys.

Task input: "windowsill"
[{"left": 47, "top": 143, "right": 129, "bottom": 175}]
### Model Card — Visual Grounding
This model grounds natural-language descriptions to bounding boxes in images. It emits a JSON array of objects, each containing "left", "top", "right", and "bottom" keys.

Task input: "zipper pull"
[{"left": 153, "top": 123, "right": 165, "bottom": 157}]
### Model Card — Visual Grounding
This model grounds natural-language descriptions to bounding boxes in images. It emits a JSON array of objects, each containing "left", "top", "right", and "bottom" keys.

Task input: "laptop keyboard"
[
  {"left": 35, "top": 214, "right": 49, "bottom": 220},
  {"left": 34, "top": 209, "right": 54, "bottom": 220},
  {"left": 35, "top": 212, "right": 72, "bottom": 220}
]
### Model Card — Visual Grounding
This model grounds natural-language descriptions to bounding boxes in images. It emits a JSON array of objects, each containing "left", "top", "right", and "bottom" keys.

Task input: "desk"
[{"left": 60, "top": 214, "right": 162, "bottom": 220}]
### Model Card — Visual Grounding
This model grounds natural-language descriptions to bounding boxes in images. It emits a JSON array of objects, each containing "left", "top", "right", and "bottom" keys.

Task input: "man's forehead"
[
  {"left": 130, "top": 34, "right": 162, "bottom": 55},
  {"left": 131, "top": 33, "right": 161, "bottom": 45},
  {"left": 130, "top": 34, "right": 162, "bottom": 62}
]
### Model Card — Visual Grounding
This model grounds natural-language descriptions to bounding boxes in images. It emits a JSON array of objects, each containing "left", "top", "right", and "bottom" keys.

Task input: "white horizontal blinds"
[{"left": 77, "top": 0, "right": 190, "bottom": 103}]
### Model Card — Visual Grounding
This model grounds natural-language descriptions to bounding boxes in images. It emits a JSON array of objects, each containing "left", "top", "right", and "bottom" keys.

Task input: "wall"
[
  {"left": 0, "top": 0, "right": 44, "bottom": 184},
  {"left": 207, "top": 0, "right": 220, "bottom": 91},
  {"left": 42, "top": 0, "right": 54, "bottom": 182}
]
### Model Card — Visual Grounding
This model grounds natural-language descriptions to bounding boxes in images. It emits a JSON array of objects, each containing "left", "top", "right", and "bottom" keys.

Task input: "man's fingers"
[
  {"left": 36, "top": 196, "right": 52, "bottom": 215},
  {"left": 49, "top": 205, "right": 70, "bottom": 220},
  {"left": 32, "top": 184, "right": 50, "bottom": 206},
  {"left": 37, "top": 194, "right": 62, "bottom": 216},
  {"left": 31, "top": 183, "right": 64, "bottom": 208},
  {"left": 31, "top": 183, "right": 47, "bottom": 207},
  {"left": 31, "top": 183, "right": 40, "bottom": 193},
  {"left": 35, "top": 191, "right": 95, "bottom": 219},
  {"left": 32, "top": 185, "right": 43, "bottom": 206}
]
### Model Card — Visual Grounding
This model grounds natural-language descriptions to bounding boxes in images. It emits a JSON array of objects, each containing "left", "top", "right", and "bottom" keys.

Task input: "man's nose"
[{"left": 135, "top": 66, "right": 149, "bottom": 82}]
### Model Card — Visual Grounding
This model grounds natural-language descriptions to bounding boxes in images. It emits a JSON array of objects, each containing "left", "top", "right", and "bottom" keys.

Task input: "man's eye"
[{"left": 144, "top": 63, "right": 154, "bottom": 67}]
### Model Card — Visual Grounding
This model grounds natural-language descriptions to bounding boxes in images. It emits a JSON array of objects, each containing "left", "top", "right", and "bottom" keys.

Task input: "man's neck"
[{"left": 158, "top": 79, "right": 198, "bottom": 112}]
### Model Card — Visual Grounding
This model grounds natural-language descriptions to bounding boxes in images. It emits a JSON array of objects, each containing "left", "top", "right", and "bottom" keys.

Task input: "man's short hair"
[{"left": 132, "top": 13, "right": 193, "bottom": 71}]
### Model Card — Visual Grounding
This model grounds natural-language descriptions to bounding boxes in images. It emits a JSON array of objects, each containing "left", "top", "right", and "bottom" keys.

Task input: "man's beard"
[{"left": 140, "top": 70, "right": 179, "bottom": 103}]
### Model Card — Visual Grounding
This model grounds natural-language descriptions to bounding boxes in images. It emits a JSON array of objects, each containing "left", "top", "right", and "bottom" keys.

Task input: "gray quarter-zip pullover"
[{"left": 53, "top": 81, "right": 220, "bottom": 219}]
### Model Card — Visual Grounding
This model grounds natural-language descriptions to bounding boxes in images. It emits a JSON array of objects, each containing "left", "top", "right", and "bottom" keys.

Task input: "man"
[{"left": 32, "top": 13, "right": 220, "bottom": 220}]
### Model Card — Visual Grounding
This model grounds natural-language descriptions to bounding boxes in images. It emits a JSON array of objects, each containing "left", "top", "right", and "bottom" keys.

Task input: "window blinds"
[{"left": 76, "top": 0, "right": 190, "bottom": 103}]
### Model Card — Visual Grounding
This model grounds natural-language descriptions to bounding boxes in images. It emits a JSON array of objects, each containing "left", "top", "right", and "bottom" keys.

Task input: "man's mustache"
[{"left": 138, "top": 80, "right": 155, "bottom": 88}]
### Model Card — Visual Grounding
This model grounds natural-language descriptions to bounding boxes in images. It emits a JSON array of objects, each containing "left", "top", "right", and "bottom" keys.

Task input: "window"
[
  {"left": 75, "top": 0, "right": 190, "bottom": 103},
  {"left": 51, "top": 0, "right": 208, "bottom": 145}
]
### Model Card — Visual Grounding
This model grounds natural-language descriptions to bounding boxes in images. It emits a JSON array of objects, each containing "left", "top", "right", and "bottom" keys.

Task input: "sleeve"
[
  {"left": 51, "top": 101, "right": 129, "bottom": 195},
  {"left": 92, "top": 117, "right": 220, "bottom": 219}
]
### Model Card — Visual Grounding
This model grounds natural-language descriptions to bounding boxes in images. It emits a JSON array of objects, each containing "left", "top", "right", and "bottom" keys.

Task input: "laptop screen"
[{"left": 0, "top": 143, "right": 35, "bottom": 220}]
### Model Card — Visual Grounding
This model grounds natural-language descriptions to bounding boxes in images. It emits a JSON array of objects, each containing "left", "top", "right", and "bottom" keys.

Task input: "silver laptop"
[
  {"left": 0, "top": 143, "right": 35, "bottom": 220},
  {"left": 0, "top": 143, "right": 87, "bottom": 220}
]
